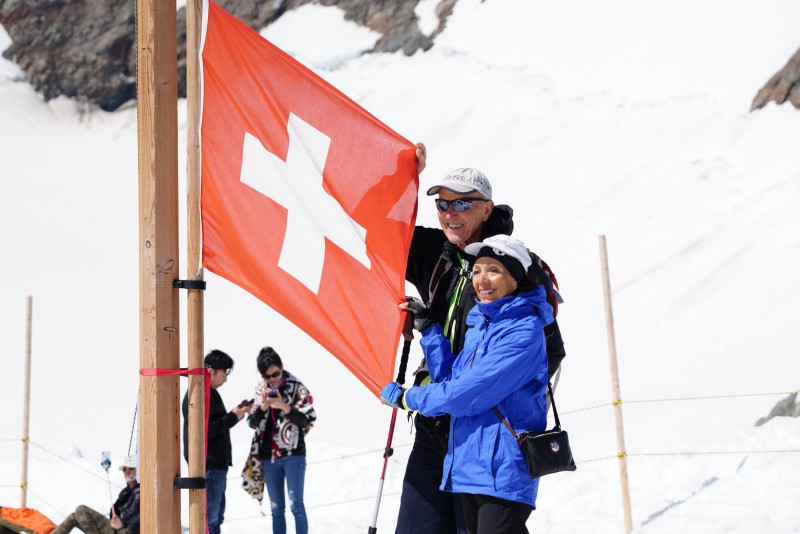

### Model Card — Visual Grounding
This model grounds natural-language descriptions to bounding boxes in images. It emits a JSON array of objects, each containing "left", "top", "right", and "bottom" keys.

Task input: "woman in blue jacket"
[{"left": 382, "top": 234, "right": 553, "bottom": 534}]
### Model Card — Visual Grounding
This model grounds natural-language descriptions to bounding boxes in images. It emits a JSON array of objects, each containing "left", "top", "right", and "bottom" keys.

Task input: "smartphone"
[
  {"left": 267, "top": 390, "right": 279, "bottom": 398},
  {"left": 238, "top": 398, "right": 255, "bottom": 408}
]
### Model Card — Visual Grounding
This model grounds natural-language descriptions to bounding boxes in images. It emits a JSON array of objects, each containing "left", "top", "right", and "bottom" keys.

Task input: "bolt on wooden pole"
[
  {"left": 20, "top": 296, "right": 32, "bottom": 507},
  {"left": 598, "top": 234, "right": 634, "bottom": 533},
  {"left": 137, "top": 0, "right": 181, "bottom": 530}
]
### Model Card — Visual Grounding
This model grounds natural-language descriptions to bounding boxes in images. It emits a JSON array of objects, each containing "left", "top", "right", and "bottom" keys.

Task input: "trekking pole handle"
[{"left": 395, "top": 338, "right": 412, "bottom": 385}]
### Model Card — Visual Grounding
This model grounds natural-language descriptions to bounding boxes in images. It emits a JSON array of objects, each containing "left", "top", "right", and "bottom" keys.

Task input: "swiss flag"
[{"left": 200, "top": 1, "right": 418, "bottom": 395}]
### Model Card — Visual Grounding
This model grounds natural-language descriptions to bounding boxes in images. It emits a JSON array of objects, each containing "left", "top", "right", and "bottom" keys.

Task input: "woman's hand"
[{"left": 262, "top": 390, "right": 291, "bottom": 413}]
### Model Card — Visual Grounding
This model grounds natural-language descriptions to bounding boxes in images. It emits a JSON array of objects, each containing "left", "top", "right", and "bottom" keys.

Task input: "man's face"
[
  {"left": 209, "top": 368, "right": 229, "bottom": 389},
  {"left": 436, "top": 189, "right": 494, "bottom": 249}
]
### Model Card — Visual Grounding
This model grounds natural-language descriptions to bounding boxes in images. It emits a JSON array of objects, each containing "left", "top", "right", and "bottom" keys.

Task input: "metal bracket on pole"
[
  {"left": 173, "top": 279, "right": 207, "bottom": 290},
  {"left": 175, "top": 476, "right": 206, "bottom": 490}
]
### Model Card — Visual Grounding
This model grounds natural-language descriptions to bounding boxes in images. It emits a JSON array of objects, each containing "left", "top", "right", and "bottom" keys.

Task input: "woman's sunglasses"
[
  {"left": 261, "top": 370, "right": 282, "bottom": 379},
  {"left": 435, "top": 198, "right": 487, "bottom": 213}
]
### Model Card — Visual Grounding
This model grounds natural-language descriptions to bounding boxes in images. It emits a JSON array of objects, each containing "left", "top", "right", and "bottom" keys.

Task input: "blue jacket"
[{"left": 404, "top": 287, "right": 553, "bottom": 507}]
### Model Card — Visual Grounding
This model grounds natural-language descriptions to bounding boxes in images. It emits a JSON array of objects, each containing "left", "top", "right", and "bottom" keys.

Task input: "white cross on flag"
[{"left": 200, "top": 0, "right": 419, "bottom": 395}]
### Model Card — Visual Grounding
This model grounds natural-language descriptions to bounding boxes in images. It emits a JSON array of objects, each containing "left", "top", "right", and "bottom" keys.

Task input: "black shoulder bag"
[{"left": 493, "top": 383, "right": 577, "bottom": 479}]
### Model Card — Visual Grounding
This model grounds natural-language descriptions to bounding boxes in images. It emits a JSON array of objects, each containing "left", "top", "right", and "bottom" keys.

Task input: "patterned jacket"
[{"left": 241, "top": 370, "right": 315, "bottom": 501}]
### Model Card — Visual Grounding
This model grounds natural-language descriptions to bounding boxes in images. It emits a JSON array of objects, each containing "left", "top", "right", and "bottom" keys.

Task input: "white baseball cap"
[
  {"left": 426, "top": 168, "right": 492, "bottom": 199},
  {"left": 119, "top": 454, "right": 138, "bottom": 471},
  {"left": 464, "top": 235, "right": 532, "bottom": 282}
]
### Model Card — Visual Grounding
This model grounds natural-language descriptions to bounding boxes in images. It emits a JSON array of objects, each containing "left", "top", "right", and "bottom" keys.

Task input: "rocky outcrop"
[
  {"left": 751, "top": 47, "right": 800, "bottom": 111},
  {"left": 755, "top": 392, "right": 800, "bottom": 426},
  {"left": 1, "top": 0, "right": 450, "bottom": 111},
  {"left": 0, "top": 0, "right": 136, "bottom": 111}
]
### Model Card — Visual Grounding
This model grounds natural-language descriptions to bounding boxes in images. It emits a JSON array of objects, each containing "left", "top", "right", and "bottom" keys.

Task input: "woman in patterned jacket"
[{"left": 244, "top": 346, "right": 316, "bottom": 534}]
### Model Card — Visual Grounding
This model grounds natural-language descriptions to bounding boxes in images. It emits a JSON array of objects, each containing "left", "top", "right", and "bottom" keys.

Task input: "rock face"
[
  {"left": 751, "top": 47, "right": 800, "bottom": 110},
  {"left": 755, "top": 392, "right": 800, "bottom": 427},
  {"left": 0, "top": 0, "right": 453, "bottom": 111},
  {"left": 0, "top": 0, "right": 137, "bottom": 111}
]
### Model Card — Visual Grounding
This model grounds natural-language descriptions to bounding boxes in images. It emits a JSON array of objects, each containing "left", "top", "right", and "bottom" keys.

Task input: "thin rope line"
[
  {"left": 25, "top": 486, "right": 68, "bottom": 520},
  {"left": 577, "top": 448, "right": 800, "bottom": 464},
  {"left": 27, "top": 441, "right": 123, "bottom": 489},
  {"left": 128, "top": 392, "right": 139, "bottom": 456},
  {"left": 223, "top": 491, "right": 403, "bottom": 524},
  {"left": 562, "top": 390, "right": 798, "bottom": 416}
]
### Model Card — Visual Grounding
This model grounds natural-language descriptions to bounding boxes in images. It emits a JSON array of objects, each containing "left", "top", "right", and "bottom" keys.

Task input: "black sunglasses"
[
  {"left": 261, "top": 370, "right": 282, "bottom": 379},
  {"left": 435, "top": 198, "right": 487, "bottom": 213}
]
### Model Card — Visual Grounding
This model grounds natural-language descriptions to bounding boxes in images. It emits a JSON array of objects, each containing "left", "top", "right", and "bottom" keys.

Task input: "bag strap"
[
  {"left": 492, "top": 407, "right": 520, "bottom": 440},
  {"left": 492, "top": 382, "right": 561, "bottom": 441}
]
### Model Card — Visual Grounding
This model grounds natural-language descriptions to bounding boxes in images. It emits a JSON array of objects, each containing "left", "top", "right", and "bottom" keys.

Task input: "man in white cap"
[
  {"left": 392, "top": 145, "right": 566, "bottom": 534},
  {"left": 51, "top": 455, "right": 140, "bottom": 534}
]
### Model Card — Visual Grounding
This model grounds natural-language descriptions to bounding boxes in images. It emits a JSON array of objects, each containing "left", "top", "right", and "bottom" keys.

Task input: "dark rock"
[
  {"left": 1, "top": 0, "right": 451, "bottom": 111},
  {"left": 751, "top": 47, "right": 800, "bottom": 111},
  {"left": 755, "top": 392, "right": 800, "bottom": 426}
]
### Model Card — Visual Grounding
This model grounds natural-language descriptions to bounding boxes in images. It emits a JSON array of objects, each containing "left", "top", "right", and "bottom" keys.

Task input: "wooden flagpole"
[
  {"left": 137, "top": 0, "right": 181, "bottom": 531},
  {"left": 598, "top": 235, "right": 634, "bottom": 533},
  {"left": 186, "top": 0, "right": 207, "bottom": 532},
  {"left": 20, "top": 296, "right": 32, "bottom": 507}
]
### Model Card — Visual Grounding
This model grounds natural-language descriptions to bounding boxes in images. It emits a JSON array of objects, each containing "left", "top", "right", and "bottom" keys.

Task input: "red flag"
[{"left": 200, "top": 1, "right": 418, "bottom": 396}]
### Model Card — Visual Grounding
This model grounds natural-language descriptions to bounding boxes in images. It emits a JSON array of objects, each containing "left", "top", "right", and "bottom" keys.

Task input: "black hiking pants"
[
  {"left": 461, "top": 493, "right": 533, "bottom": 534},
  {"left": 395, "top": 416, "right": 466, "bottom": 534}
]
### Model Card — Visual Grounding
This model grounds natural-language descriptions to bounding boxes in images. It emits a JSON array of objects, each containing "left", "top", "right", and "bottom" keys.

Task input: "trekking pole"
[{"left": 368, "top": 332, "right": 412, "bottom": 534}]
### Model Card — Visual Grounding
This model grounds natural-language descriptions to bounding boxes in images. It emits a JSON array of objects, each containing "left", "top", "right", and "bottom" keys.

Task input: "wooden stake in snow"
[
  {"left": 20, "top": 296, "right": 32, "bottom": 508},
  {"left": 599, "top": 235, "right": 634, "bottom": 533}
]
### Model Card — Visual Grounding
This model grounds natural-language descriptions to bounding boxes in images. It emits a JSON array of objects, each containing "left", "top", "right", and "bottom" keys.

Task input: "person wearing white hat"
[
  {"left": 383, "top": 234, "right": 553, "bottom": 534},
  {"left": 391, "top": 145, "right": 566, "bottom": 534},
  {"left": 51, "top": 455, "right": 140, "bottom": 534}
]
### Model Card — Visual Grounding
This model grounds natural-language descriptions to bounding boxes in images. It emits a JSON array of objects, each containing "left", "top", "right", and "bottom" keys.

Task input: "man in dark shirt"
[{"left": 182, "top": 349, "right": 249, "bottom": 534}]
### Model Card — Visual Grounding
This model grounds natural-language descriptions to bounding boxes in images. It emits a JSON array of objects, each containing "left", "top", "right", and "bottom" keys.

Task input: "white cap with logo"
[
  {"left": 426, "top": 168, "right": 492, "bottom": 199},
  {"left": 464, "top": 234, "right": 532, "bottom": 272}
]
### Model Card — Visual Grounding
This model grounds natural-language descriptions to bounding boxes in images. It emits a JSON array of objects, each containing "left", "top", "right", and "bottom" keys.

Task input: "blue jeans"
[
  {"left": 206, "top": 468, "right": 228, "bottom": 534},
  {"left": 263, "top": 455, "right": 308, "bottom": 534}
]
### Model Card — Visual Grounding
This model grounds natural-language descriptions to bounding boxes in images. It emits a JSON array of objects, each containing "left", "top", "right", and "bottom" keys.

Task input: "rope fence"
[
  {"left": 2, "top": 387, "right": 798, "bottom": 520},
  {"left": 561, "top": 389, "right": 800, "bottom": 415}
]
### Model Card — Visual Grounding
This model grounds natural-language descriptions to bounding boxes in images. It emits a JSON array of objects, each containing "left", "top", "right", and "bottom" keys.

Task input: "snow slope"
[{"left": 1, "top": 1, "right": 799, "bottom": 531}]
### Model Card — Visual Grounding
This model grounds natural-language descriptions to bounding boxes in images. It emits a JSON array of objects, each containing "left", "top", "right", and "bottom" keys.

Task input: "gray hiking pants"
[{"left": 50, "top": 505, "right": 130, "bottom": 534}]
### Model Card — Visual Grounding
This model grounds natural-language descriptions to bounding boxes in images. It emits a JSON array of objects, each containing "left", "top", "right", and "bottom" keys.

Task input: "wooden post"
[
  {"left": 186, "top": 0, "right": 206, "bottom": 532},
  {"left": 137, "top": 0, "right": 181, "bottom": 531},
  {"left": 598, "top": 235, "right": 634, "bottom": 533},
  {"left": 20, "top": 296, "right": 32, "bottom": 507}
]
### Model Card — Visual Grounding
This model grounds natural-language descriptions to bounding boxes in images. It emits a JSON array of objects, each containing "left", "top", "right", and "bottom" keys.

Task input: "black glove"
[{"left": 405, "top": 297, "right": 436, "bottom": 332}]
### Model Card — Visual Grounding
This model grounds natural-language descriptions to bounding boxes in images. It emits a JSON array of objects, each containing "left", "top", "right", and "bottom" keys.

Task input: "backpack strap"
[{"left": 528, "top": 253, "right": 563, "bottom": 315}]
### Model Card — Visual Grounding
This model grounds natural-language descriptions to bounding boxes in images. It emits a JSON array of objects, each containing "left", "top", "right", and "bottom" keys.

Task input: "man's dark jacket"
[
  {"left": 182, "top": 388, "right": 240, "bottom": 470},
  {"left": 112, "top": 482, "right": 140, "bottom": 534}
]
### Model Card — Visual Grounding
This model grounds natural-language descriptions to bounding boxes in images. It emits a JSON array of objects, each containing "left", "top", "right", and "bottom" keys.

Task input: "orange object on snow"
[{"left": 0, "top": 506, "right": 57, "bottom": 534}]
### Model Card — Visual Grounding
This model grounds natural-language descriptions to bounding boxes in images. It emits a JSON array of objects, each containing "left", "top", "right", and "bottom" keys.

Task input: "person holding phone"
[
  {"left": 182, "top": 350, "right": 249, "bottom": 534},
  {"left": 243, "top": 347, "right": 316, "bottom": 534}
]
